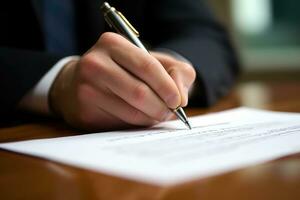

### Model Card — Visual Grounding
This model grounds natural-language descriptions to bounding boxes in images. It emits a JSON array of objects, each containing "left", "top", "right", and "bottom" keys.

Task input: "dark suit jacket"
[{"left": 0, "top": 0, "right": 239, "bottom": 119}]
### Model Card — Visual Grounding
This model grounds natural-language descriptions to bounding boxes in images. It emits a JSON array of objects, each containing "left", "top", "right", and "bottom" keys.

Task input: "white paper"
[{"left": 1, "top": 107, "right": 300, "bottom": 186}]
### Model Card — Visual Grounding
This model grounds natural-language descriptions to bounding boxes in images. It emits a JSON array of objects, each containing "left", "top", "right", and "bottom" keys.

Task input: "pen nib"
[
  {"left": 185, "top": 121, "right": 192, "bottom": 130},
  {"left": 174, "top": 107, "right": 192, "bottom": 130}
]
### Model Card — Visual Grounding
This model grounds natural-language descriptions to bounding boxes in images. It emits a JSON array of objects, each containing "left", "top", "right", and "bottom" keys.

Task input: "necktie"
[{"left": 43, "top": 0, "right": 77, "bottom": 56}]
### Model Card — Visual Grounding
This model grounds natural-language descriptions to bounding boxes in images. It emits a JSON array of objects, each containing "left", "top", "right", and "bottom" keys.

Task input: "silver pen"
[{"left": 101, "top": 2, "right": 192, "bottom": 129}]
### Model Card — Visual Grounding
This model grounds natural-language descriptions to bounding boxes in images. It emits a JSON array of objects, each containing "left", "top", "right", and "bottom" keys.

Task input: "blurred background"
[
  {"left": 206, "top": 0, "right": 300, "bottom": 111},
  {"left": 208, "top": 0, "right": 300, "bottom": 81}
]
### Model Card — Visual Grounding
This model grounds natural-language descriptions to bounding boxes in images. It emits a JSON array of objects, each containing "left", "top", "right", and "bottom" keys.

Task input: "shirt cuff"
[{"left": 18, "top": 56, "right": 80, "bottom": 115}]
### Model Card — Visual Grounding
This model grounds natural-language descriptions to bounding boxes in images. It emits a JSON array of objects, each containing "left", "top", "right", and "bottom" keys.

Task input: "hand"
[
  {"left": 50, "top": 32, "right": 196, "bottom": 131},
  {"left": 150, "top": 51, "right": 196, "bottom": 108}
]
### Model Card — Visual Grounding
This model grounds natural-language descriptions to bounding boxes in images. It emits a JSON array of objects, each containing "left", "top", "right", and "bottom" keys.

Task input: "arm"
[{"left": 18, "top": 56, "right": 80, "bottom": 115}]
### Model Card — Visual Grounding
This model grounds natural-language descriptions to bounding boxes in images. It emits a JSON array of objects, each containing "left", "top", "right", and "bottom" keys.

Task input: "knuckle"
[
  {"left": 78, "top": 54, "right": 98, "bottom": 77},
  {"left": 80, "top": 53, "right": 96, "bottom": 67},
  {"left": 132, "top": 83, "right": 148, "bottom": 104},
  {"left": 167, "top": 66, "right": 177, "bottom": 76},
  {"left": 128, "top": 109, "right": 143, "bottom": 124},
  {"left": 79, "top": 54, "right": 107, "bottom": 79},
  {"left": 182, "top": 62, "right": 196, "bottom": 80},
  {"left": 98, "top": 32, "right": 120, "bottom": 47},
  {"left": 140, "top": 57, "right": 157, "bottom": 74},
  {"left": 188, "top": 68, "right": 196, "bottom": 81}
]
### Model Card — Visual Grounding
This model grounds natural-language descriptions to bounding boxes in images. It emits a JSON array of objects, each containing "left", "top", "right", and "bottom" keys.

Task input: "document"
[{"left": 1, "top": 108, "right": 300, "bottom": 186}]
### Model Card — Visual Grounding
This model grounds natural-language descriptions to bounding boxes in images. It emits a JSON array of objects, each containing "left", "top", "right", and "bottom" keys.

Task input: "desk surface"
[{"left": 1, "top": 80, "right": 300, "bottom": 200}]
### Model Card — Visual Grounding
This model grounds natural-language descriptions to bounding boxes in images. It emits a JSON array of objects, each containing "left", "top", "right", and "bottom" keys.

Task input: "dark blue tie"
[{"left": 44, "top": 0, "right": 77, "bottom": 56}]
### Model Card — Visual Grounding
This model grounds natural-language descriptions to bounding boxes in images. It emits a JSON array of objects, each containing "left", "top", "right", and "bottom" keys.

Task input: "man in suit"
[{"left": 0, "top": 0, "right": 239, "bottom": 130}]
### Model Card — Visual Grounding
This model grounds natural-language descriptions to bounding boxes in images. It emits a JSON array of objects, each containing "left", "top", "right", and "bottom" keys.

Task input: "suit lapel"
[
  {"left": 31, "top": 0, "right": 107, "bottom": 53},
  {"left": 75, "top": 0, "right": 106, "bottom": 53}
]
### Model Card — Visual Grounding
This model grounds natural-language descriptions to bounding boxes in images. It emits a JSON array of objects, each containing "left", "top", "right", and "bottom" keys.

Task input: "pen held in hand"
[{"left": 100, "top": 2, "right": 192, "bottom": 129}]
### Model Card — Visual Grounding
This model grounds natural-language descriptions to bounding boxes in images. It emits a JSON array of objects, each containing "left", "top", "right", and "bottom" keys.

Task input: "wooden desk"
[{"left": 1, "top": 81, "right": 300, "bottom": 200}]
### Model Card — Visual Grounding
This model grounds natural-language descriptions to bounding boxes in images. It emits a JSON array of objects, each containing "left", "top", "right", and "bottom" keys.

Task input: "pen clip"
[{"left": 117, "top": 11, "right": 140, "bottom": 37}]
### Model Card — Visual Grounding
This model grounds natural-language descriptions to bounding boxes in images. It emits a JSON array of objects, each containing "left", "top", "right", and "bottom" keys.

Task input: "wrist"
[{"left": 49, "top": 60, "right": 78, "bottom": 117}]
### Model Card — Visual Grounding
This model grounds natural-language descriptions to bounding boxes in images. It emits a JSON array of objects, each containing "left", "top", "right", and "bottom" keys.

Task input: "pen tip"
[{"left": 186, "top": 121, "right": 192, "bottom": 130}]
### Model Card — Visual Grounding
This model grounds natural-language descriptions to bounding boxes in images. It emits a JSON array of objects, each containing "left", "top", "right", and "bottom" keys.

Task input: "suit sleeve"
[
  {"left": 142, "top": 0, "right": 240, "bottom": 107},
  {"left": 0, "top": 47, "right": 63, "bottom": 116}
]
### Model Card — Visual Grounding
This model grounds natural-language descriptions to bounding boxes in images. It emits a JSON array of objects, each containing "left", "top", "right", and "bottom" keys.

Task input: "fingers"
[
  {"left": 52, "top": 32, "right": 197, "bottom": 131},
  {"left": 77, "top": 84, "right": 158, "bottom": 126},
  {"left": 97, "top": 32, "right": 181, "bottom": 109},
  {"left": 71, "top": 102, "right": 130, "bottom": 131},
  {"left": 151, "top": 52, "right": 196, "bottom": 107},
  {"left": 78, "top": 52, "right": 173, "bottom": 122},
  {"left": 168, "top": 68, "right": 189, "bottom": 107},
  {"left": 49, "top": 61, "right": 130, "bottom": 131}
]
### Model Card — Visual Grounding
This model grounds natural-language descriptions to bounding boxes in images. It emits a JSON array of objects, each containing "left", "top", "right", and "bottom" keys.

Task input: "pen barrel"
[{"left": 104, "top": 10, "right": 148, "bottom": 52}]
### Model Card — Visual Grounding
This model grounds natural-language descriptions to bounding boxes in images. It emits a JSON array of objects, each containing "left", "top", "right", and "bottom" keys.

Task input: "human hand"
[
  {"left": 50, "top": 32, "right": 196, "bottom": 131},
  {"left": 150, "top": 51, "right": 196, "bottom": 108}
]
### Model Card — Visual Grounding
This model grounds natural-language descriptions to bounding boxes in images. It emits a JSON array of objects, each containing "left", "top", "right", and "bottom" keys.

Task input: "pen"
[{"left": 100, "top": 2, "right": 192, "bottom": 129}]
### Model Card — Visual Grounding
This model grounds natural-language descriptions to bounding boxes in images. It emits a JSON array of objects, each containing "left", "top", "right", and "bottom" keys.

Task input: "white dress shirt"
[{"left": 18, "top": 56, "right": 80, "bottom": 115}]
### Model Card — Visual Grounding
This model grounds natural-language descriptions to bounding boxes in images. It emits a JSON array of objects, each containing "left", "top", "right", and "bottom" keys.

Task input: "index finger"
[{"left": 102, "top": 33, "right": 181, "bottom": 109}]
